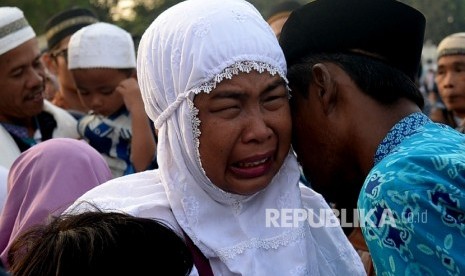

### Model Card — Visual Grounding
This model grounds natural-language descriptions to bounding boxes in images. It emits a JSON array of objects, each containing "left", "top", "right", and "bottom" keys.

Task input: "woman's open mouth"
[{"left": 230, "top": 153, "right": 274, "bottom": 178}]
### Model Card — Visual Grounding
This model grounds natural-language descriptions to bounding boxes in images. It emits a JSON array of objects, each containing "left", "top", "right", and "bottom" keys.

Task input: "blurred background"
[{"left": 1, "top": 0, "right": 463, "bottom": 63}]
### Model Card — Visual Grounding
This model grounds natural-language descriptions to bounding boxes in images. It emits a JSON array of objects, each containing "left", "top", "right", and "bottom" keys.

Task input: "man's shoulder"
[
  {"left": 43, "top": 100, "right": 80, "bottom": 138},
  {"left": 372, "top": 122, "right": 465, "bottom": 183},
  {"left": 43, "top": 100, "right": 76, "bottom": 122},
  {"left": 0, "top": 125, "right": 21, "bottom": 168}
]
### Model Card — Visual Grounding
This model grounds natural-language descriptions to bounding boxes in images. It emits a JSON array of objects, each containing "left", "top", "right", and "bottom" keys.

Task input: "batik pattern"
[{"left": 359, "top": 112, "right": 465, "bottom": 275}]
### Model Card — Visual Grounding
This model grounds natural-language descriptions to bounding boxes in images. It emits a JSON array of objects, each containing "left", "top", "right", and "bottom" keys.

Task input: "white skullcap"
[
  {"left": 437, "top": 32, "right": 465, "bottom": 59},
  {"left": 0, "top": 7, "right": 36, "bottom": 55},
  {"left": 68, "top": 22, "right": 136, "bottom": 69}
]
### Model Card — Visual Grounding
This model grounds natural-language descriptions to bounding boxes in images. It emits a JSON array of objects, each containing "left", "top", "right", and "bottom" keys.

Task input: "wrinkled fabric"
[
  {"left": 78, "top": 109, "right": 133, "bottom": 177},
  {"left": 0, "top": 166, "right": 8, "bottom": 212},
  {"left": 0, "top": 100, "right": 79, "bottom": 169},
  {"left": 359, "top": 113, "right": 465, "bottom": 275}
]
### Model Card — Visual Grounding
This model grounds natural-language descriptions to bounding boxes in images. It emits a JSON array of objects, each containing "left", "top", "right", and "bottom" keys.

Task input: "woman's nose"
[{"left": 241, "top": 113, "right": 273, "bottom": 144}]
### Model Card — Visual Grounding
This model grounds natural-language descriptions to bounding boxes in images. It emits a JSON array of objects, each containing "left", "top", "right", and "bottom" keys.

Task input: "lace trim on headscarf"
[
  {"left": 191, "top": 60, "right": 287, "bottom": 95},
  {"left": 215, "top": 225, "right": 306, "bottom": 262},
  {"left": 187, "top": 97, "right": 253, "bottom": 207},
  {"left": 154, "top": 60, "right": 288, "bottom": 129},
  {"left": 187, "top": 99, "right": 205, "bottom": 177}
]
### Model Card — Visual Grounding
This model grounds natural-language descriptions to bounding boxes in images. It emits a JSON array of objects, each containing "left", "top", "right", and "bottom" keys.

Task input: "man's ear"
[
  {"left": 311, "top": 63, "right": 337, "bottom": 115},
  {"left": 130, "top": 69, "right": 137, "bottom": 80},
  {"left": 41, "top": 53, "right": 58, "bottom": 75}
]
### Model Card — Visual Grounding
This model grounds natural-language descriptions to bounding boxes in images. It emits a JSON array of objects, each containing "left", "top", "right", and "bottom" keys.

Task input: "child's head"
[
  {"left": 68, "top": 22, "right": 136, "bottom": 116},
  {"left": 8, "top": 211, "right": 193, "bottom": 276}
]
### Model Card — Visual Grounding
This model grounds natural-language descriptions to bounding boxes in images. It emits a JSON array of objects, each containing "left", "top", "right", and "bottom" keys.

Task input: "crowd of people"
[{"left": 0, "top": 0, "right": 464, "bottom": 275}]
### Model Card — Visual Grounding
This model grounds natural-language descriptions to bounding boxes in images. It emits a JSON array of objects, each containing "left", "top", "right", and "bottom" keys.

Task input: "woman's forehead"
[{"left": 196, "top": 70, "right": 284, "bottom": 97}]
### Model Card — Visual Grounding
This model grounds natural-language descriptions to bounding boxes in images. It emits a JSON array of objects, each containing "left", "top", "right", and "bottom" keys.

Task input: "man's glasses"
[{"left": 51, "top": 48, "right": 68, "bottom": 63}]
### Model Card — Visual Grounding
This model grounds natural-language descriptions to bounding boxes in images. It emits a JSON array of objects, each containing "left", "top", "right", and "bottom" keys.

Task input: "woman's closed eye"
[
  {"left": 263, "top": 92, "right": 288, "bottom": 110},
  {"left": 210, "top": 100, "right": 241, "bottom": 118},
  {"left": 212, "top": 104, "right": 240, "bottom": 112}
]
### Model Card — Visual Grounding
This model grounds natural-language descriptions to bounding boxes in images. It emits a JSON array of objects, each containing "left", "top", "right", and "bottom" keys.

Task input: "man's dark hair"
[{"left": 287, "top": 53, "right": 424, "bottom": 109}]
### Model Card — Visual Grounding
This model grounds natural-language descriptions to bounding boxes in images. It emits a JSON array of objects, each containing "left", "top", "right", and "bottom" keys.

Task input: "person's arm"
[
  {"left": 359, "top": 172, "right": 465, "bottom": 275},
  {"left": 116, "top": 77, "right": 156, "bottom": 172}
]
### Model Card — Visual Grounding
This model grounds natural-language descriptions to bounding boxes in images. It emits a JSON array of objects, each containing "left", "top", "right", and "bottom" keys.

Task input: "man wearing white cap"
[
  {"left": 0, "top": 7, "right": 79, "bottom": 169},
  {"left": 434, "top": 32, "right": 465, "bottom": 132}
]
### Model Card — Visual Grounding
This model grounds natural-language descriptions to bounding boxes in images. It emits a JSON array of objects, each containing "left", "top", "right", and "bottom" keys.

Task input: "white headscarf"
[{"left": 136, "top": 0, "right": 364, "bottom": 275}]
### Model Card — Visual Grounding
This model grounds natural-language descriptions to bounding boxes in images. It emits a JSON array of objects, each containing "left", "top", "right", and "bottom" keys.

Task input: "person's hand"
[{"left": 115, "top": 77, "right": 144, "bottom": 113}]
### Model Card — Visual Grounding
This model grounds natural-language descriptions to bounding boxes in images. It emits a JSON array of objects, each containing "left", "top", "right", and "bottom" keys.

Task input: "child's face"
[{"left": 72, "top": 68, "right": 127, "bottom": 116}]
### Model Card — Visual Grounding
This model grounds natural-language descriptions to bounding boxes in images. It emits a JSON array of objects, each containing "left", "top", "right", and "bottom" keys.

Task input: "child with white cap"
[{"left": 67, "top": 22, "right": 157, "bottom": 177}]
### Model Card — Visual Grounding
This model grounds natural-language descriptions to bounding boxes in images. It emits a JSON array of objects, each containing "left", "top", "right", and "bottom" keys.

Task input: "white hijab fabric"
[{"left": 70, "top": 0, "right": 365, "bottom": 274}]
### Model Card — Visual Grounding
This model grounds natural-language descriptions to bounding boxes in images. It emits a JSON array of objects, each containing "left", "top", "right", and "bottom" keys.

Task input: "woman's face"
[{"left": 194, "top": 70, "right": 291, "bottom": 195}]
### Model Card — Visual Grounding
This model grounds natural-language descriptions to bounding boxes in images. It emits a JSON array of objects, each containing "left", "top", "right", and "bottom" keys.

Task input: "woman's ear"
[{"left": 311, "top": 63, "right": 338, "bottom": 115}]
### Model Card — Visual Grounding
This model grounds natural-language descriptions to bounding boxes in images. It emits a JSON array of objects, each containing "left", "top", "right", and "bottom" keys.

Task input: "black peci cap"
[
  {"left": 279, "top": 0, "right": 426, "bottom": 81},
  {"left": 45, "top": 7, "right": 99, "bottom": 50},
  {"left": 266, "top": 1, "right": 302, "bottom": 24}
]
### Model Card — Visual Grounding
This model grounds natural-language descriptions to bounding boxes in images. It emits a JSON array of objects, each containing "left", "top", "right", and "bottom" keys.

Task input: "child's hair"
[{"left": 8, "top": 210, "right": 193, "bottom": 276}]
